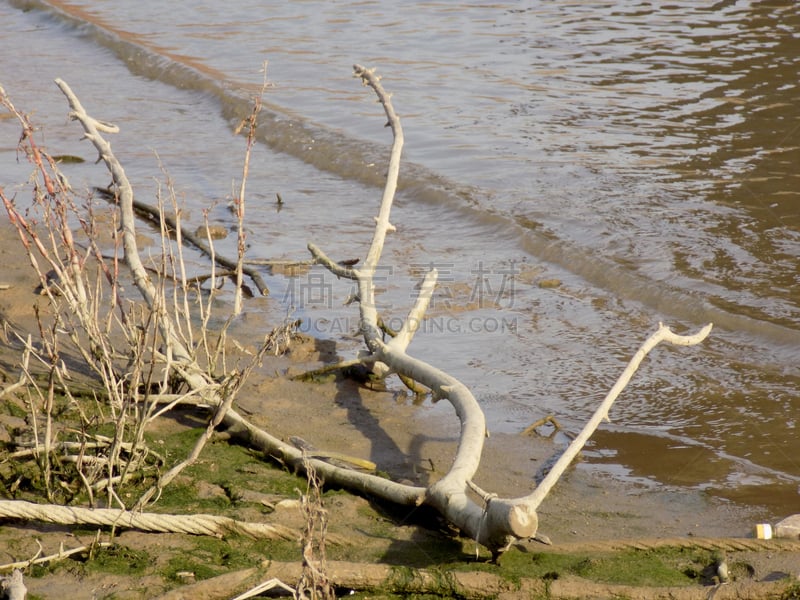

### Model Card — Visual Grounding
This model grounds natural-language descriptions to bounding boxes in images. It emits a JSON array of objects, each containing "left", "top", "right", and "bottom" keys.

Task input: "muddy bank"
[{"left": 1, "top": 218, "right": 799, "bottom": 599}]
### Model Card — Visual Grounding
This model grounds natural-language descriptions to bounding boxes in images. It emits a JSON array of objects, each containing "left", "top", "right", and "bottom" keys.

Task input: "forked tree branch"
[{"left": 312, "top": 65, "right": 713, "bottom": 555}]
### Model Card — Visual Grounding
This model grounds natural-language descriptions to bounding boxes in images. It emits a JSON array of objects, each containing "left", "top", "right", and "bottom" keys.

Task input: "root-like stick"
[
  {"left": 95, "top": 186, "right": 270, "bottom": 296},
  {"left": 396, "top": 373, "right": 428, "bottom": 395},
  {"left": 521, "top": 415, "right": 564, "bottom": 437},
  {"left": 246, "top": 258, "right": 315, "bottom": 267},
  {"left": 0, "top": 378, "right": 26, "bottom": 400},
  {"left": 290, "top": 359, "right": 364, "bottom": 382},
  {"left": 231, "top": 578, "right": 298, "bottom": 600},
  {"left": 145, "top": 389, "right": 209, "bottom": 423},
  {"left": 6, "top": 440, "right": 116, "bottom": 460},
  {"left": 289, "top": 436, "right": 376, "bottom": 471},
  {"left": 0, "top": 543, "right": 111, "bottom": 572}
]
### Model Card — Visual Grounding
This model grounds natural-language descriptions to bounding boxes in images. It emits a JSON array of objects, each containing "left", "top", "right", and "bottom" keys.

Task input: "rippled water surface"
[{"left": 1, "top": 0, "right": 798, "bottom": 519}]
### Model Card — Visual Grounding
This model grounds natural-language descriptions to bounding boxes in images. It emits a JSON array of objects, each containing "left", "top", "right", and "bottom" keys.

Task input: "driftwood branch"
[
  {"left": 522, "top": 322, "right": 713, "bottom": 512},
  {"left": 158, "top": 560, "right": 547, "bottom": 600},
  {"left": 311, "top": 65, "right": 714, "bottom": 555},
  {"left": 0, "top": 542, "right": 112, "bottom": 573},
  {"left": 219, "top": 403, "right": 426, "bottom": 506},
  {"left": 55, "top": 79, "right": 208, "bottom": 392}
]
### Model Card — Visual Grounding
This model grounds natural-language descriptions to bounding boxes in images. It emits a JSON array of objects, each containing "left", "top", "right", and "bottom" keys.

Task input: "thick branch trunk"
[{"left": 0, "top": 569, "right": 26, "bottom": 600}]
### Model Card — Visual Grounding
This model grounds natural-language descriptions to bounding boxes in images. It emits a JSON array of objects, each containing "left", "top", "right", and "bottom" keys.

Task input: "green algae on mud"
[
  {"left": 0, "top": 256, "right": 798, "bottom": 597},
  {"left": 3, "top": 370, "right": 800, "bottom": 599}
]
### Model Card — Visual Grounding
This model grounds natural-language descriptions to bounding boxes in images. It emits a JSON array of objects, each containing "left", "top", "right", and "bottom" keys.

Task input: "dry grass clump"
[{"left": 0, "top": 83, "right": 292, "bottom": 512}]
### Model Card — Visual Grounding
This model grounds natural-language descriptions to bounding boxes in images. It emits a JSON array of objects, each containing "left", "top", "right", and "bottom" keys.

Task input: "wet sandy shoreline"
[{"left": 0, "top": 216, "right": 764, "bottom": 544}]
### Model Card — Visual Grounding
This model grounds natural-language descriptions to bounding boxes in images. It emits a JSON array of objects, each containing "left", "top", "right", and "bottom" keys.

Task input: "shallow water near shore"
[{"left": 1, "top": 0, "right": 798, "bottom": 526}]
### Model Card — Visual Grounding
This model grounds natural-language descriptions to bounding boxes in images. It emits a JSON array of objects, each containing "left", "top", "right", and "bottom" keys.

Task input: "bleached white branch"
[
  {"left": 388, "top": 269, "right": 438, "bottom": 353},
  {"left": 523, "top": 322, "right": 713, "bottom": 512},
  {"left": 0, "top": 568, "right": 26, "bottom": 600},
  {"left": 312, "top": 66, "right": 715, "bottom": 555}
]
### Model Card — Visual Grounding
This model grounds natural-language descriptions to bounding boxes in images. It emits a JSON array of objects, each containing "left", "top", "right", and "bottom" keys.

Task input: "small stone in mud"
[
  {"left": 537, "top": 278, "right": 562, "bottom": 289},
  {"left": 175, "top": 571, "right": 196, "bottom": 584},
  {"left": 195, "top": 224, "right": 228, "bottom": 240}
]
